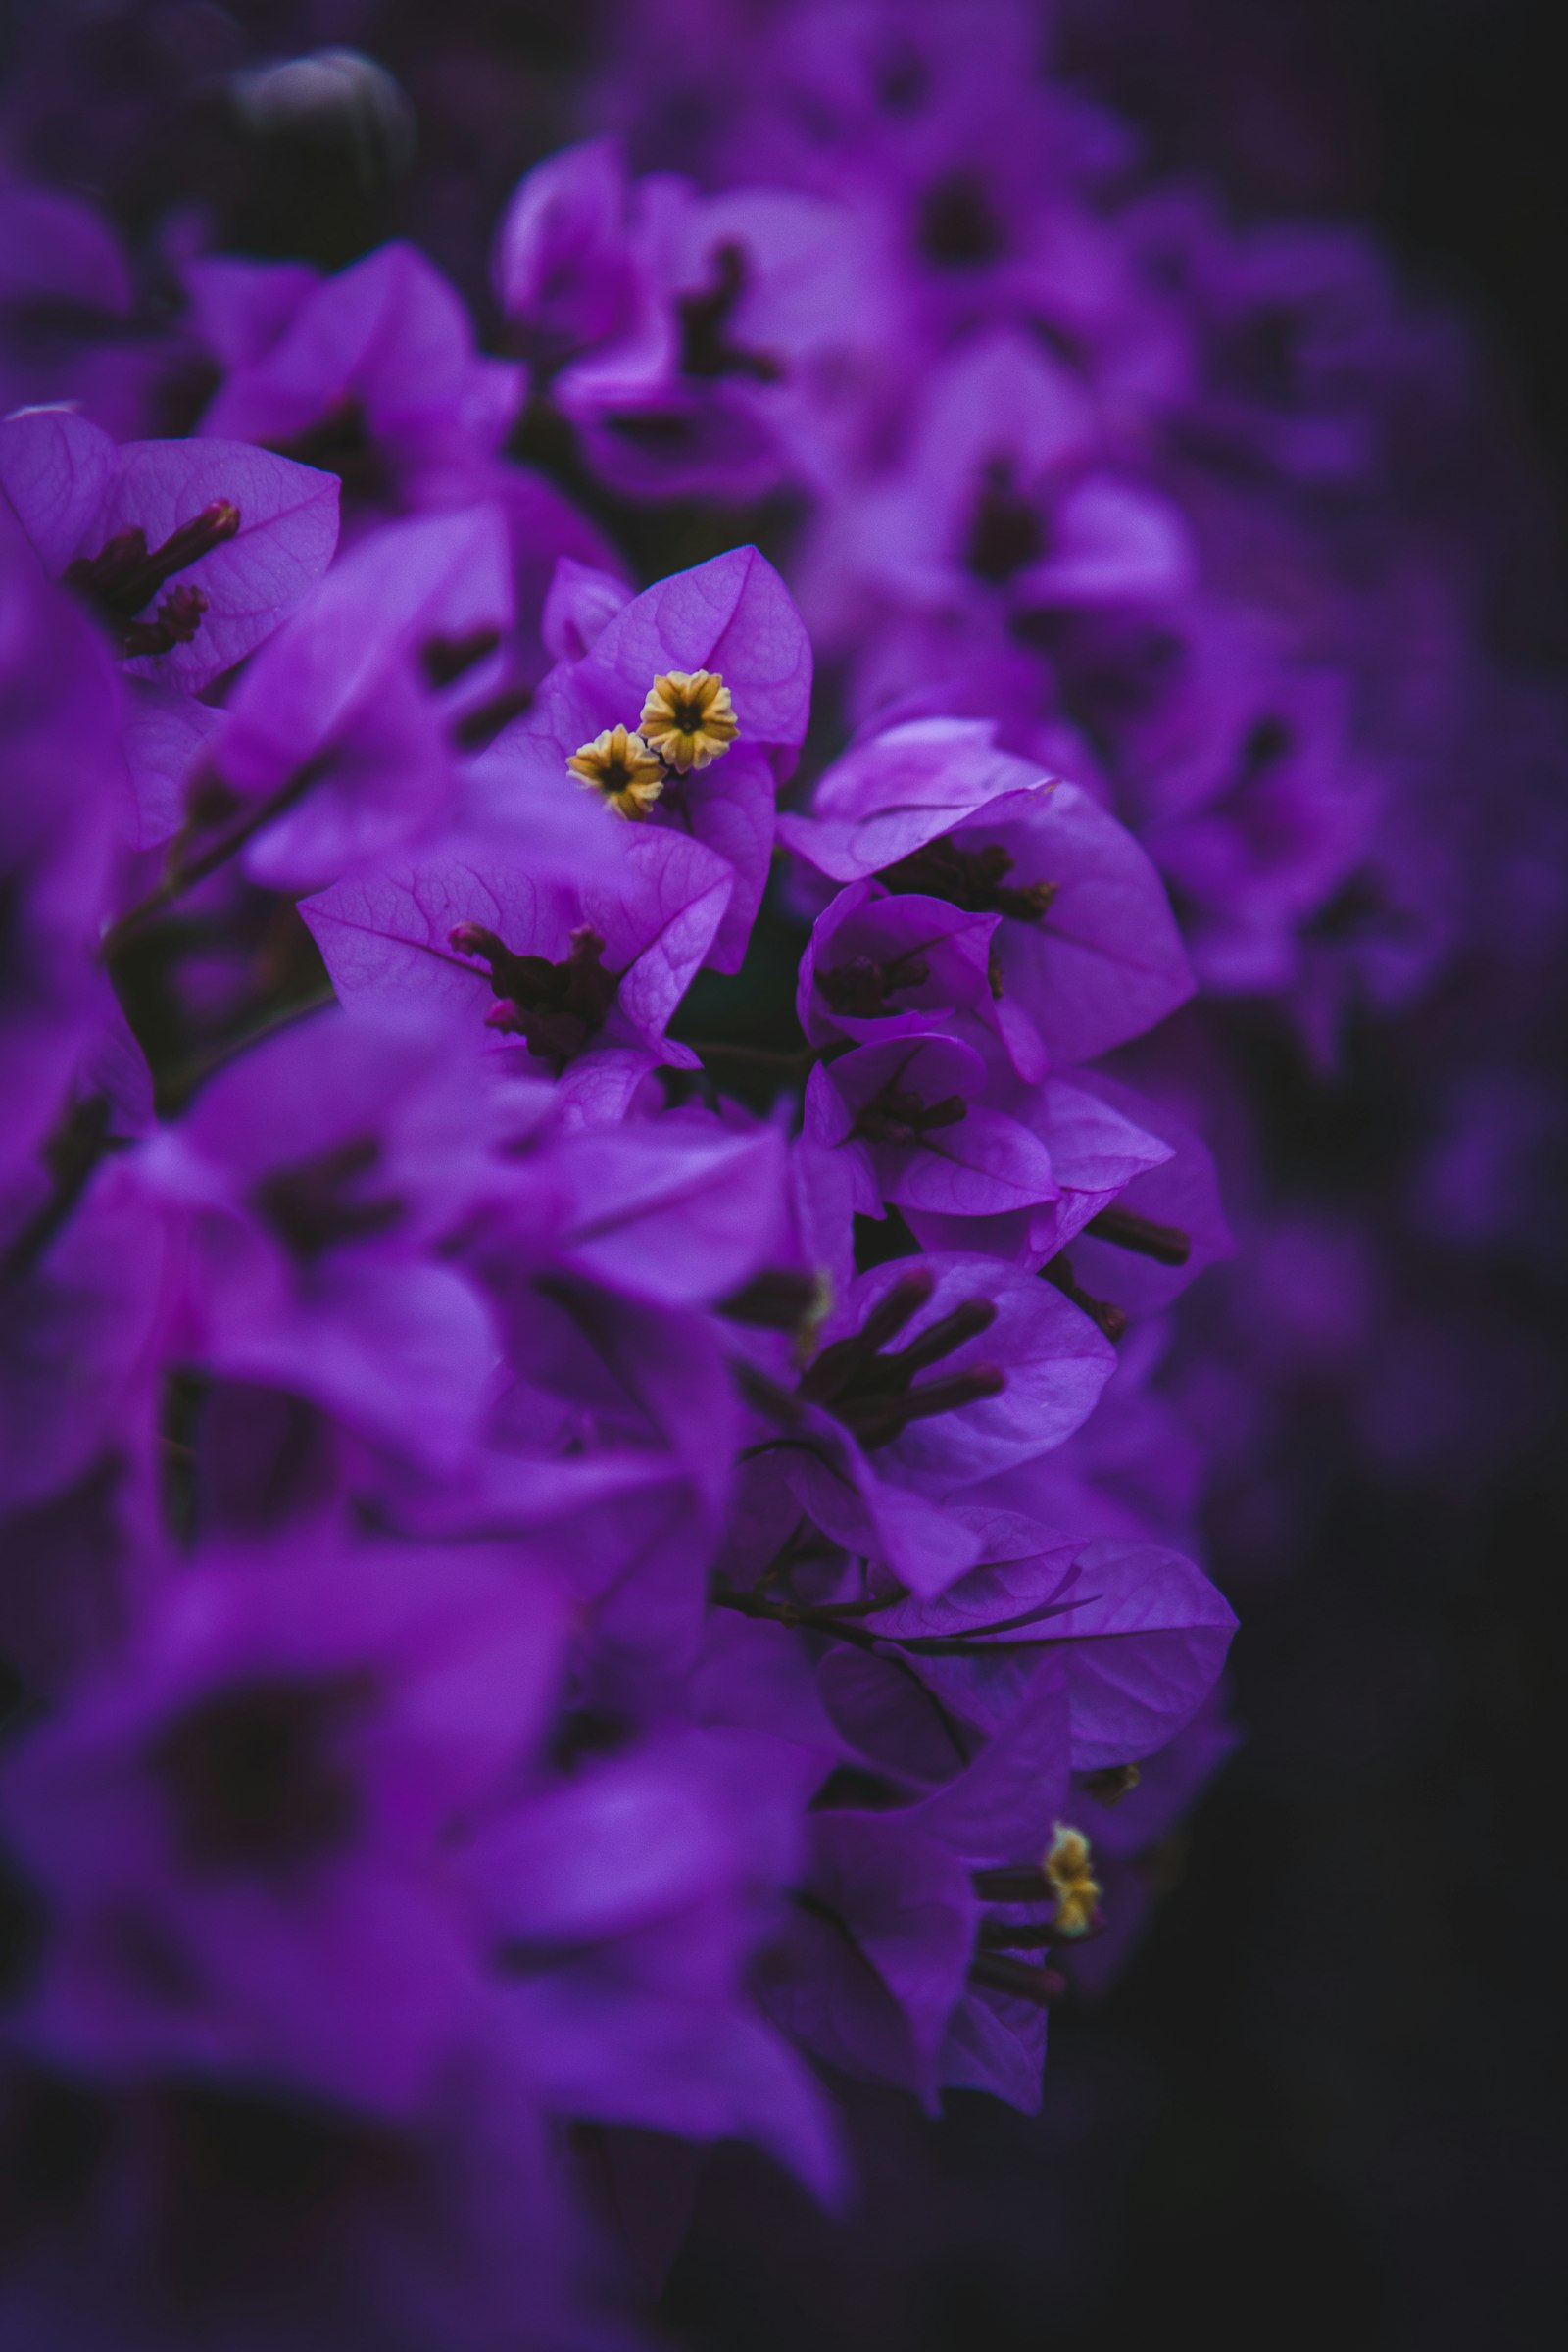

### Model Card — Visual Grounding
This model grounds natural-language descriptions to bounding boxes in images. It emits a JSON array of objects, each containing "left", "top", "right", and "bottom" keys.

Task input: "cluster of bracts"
[{"left": 0, "top": 2, "right": 1546, "bottom": 2344}]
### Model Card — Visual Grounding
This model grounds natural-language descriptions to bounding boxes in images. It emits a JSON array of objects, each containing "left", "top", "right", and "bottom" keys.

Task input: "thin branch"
[{"left": 101, "top": 760, "right": 326, "bottom": 961}]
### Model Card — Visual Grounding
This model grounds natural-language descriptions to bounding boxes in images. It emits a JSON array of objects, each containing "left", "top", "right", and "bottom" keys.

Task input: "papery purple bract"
[{"left": 0, "top": 408, "right": 340, "bottom": 689}]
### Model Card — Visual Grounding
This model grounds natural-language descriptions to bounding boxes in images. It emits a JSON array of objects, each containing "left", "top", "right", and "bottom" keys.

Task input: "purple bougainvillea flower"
[
  {"left": 301, "top": 826, "right": 732, "bottom": 1121},
  {"left": 904, "top": 1072, "right": 1175, "bottom": 1270},
  {"left": 0, "top": 521, "right": 121, "bottom": 1198},
  {"left": 557, "top": 174, "right": 890, "bottom": 503},
  {"left": 205, "top": 503, "right": 516, "bottom": 889},
  {"left": 1062, "top": 1069, "right": 1233, "bottom": 1316},
  {"left": 540, "top": 553, "right": 633, "bottom": 664},
  {"left": 782, "top": 722, "right": 1195, "bottom": 1063},
  {"left": 0, "top": 406, "right": 339, "bottom": 689},
  {"left": 0, "top": 182, "right": 136, "bottom": 424},
  {"left": 476, "top": 1258, "right": 740, "bottom": 1525},
  {"left": 1138, "top": 651, "right": 1373, "bottom": 998},
  {"left": 805, "top": 1032, "right": 1059, "bottom": 1221},
  {"left": 483, "top": 1106, "right": 790, "bottom": 1310},
  {"left": 195, "top": 241, "right": 526, "bottom": 508},
  {"left": 464, "top": 1728, "right": 844, "bottom": 2201},
  {"left": 1047, "top": 600, "right": 1375, "bottom": 998},
  {"left": 179, "top": 254, "right": 321, "bottom": 373},
  {"left": 768, "top": 1650, "right": 1073, "bottom": 2103},
  {"left": 799, "top": 331, "right": 1192, "bottom": 656},
  {"left": 470, "top": 546, "right": 809, "bottom": 971},
  {"left": 393, "top": 1420, "right": 735, "bottom": 1703},
  {"left": 493, "top": 135, "right": 651, "bottom": 365},
  {"left": 797, "top": 878, "right": 1035, "bottom": 1073},
  {"left": 865, "top": 1507, "right": 1238, "bottom": 1762},
  {"left": 491, "top": 467, "right": 631, "bottom": 686},
  {"left": 0, "top": 1534, "right": 564, "bottom": 2116},
  {"left": 1131, "top": 191, "right": 1443, "bottom": 487},
  {"left": 132, "top": 1006, "right": 504, "bottom": 1468},
  {"left": 512, "top": 544, "right": 812, "bottom": 785},
  {"left": 816, "top": 1253, "right": 1117, "bottom": 1494},
  {"left": 779, "top": 714, "right": 1047, "bottom": 871},
  {"left": 733, "top": 1252, "right": 1115, "bottom": 1596},
  {"left": 502, "top": 135, "right": 885, "bottom": 505},
  {"left": 117, "top": 678, "right": 226, "bottom": 852},
  {"left": 766, "top": 1804, "right": 979, "bottom": 2105},
  {"left": 0, "top": 1156, "right": 170, "bottom": 1548}
]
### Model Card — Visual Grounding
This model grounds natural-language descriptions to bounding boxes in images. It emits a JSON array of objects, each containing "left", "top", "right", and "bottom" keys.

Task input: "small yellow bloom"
[
  {"left": 1042, "top": 1822, "right": 1101, "bottom": 1938},
  {"left": 639, "top": 669, "right": 739, "bottom": 772},
  {"left": 566, "top": 725, "right": 667, "bottom": 819}
]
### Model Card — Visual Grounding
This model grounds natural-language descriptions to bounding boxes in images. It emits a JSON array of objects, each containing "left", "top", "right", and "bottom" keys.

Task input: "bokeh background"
[{"left": 2, "top": 3, "right": 1563, "bottom": 2344}]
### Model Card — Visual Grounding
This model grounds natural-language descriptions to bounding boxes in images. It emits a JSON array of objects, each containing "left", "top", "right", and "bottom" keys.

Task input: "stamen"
[
  {"left": 638, "top": 669, "right": 739, "bottom": 773},
  {"left": 422, "top": 627, "right": 503, "bottom": 687},
  {"left": 793, "top": 1272, "right": 1004, "bottom": 1446},
  {"left": 976, "top": 1918, "right": 1061, "bottom": 1950},
  {"left": 677, "top": 242, "right": 783, "bottom": 383},
  {"left": 453, "top": 685, "right": 534, "bottom": 750},
  {"left": 449, "top": 921, "right": 618, "bottom": 1066},
  {"left": 565, "top": 725, "right": 667, "bottom": 818},
  {"left": 122, "top": 584, "right": 211, "bottom": 659},
  {"left": 1084, "top": 1207, "right": 1192, "bottom": 1267},
  {"left": 796, "top": 1269, "right": 934, "bottom": 1406},
  {"left": 1080, "top": 1763, "right": 1142, "bottom": 1808},
  {"left": 252, "top": 1135, "right": 404, "bottom": 1260},
  {"left": 816, "top": 949, "right": 932, "bottom": 1020},
  {"left": 1042, "top": 1822, "right": 1101, "bottom": 1938},
  {"left": 971, "top": 1865, "right": 1054, "bottom": 1902},
  {"left": 964, "top": 455, "right": 1047, "bottom": 586},
  {"left": 833, "top": 1364, "right": 1004, "bottom": 1447},
  {"left": 1043, "top": 1255, "right": 1128, "bottom": 1342},
  {"left": 879, "top": 1296, "right": 999, "bottom": 1381},
  {"left": 718, "top": 1268, "right": 828, "bottom": 1332},
  {"left": 272, "top": 395, "right": 392, "bottom": 501},
  {"left": 967, "top": 1952, "right": 1066, "bottom": 2006},
  {"left": 851, "top": 1085, "right": 968, "bottom": 1147},
  {"left": 857, "top": 1269, "right": 937, "bottom": 1354},
  {"left": 65, "top": 500, "right": 241, "bottom": 655},
  {"left": 879, "top": 836, "right": 1058, "bottom": 924}
]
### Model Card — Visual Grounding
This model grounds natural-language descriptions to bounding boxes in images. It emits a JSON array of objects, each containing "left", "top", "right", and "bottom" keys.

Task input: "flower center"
[
  {"left": 878, "top": 836, "right": 1058, "bottom": 923},
  {"left": 251, "top": 1134, "right": 405, "bottom": 1260},
  {"left": 449, "top": 920, "right": 619, "bottom": 1066},
  {"left": 638, "top": 669, "right": 739, "bottom": 773},
  {"left": 273, "top": 394, "right": 394, "bottom": 502},
  {"left": 150, "top": 1672, "right": 373, "bottom": 1874},
  {"left": 816, "top": 947, "right": 932, "bottom": 1020},
  {"left": 677, "top": 241, "right": 783, "bottom": 384},
  {"left": 64, "top": 499, "right": 240, "bottom": 658},
  {"left": 917, "top": 170, "right": 1008, "bottom": 270},
  {"left": 796, "top": 1268, "right": 1004, "bottom": 1447},
  {"left": 850, "top": 1081, "right": 968, "bottom": 1149},
  {"left": 1080, "top": 1763, "right": 1142, "bottom": 1807},
  {"left": 964, "top": 455, "right": 1047, "bottom": 586},
  {"left": 565, "top": 724, "right": 667, "bottom": 818}
]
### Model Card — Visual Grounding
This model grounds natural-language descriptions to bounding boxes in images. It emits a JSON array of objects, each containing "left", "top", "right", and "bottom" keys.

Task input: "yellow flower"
[
  {"left": 565, "top": 725, "right": 667, "bottom": 819},
  {"left": 1042, "top": 1822, "right": 1101, "bottom": 1938},
  {"left": 638, "top": 669, "right": 739, "bottom": 772}
]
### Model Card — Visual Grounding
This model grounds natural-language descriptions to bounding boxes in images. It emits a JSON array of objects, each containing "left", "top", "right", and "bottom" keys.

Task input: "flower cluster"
[{"left": 0, "top": 0, "right": 1556, "bottom": 2343}]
